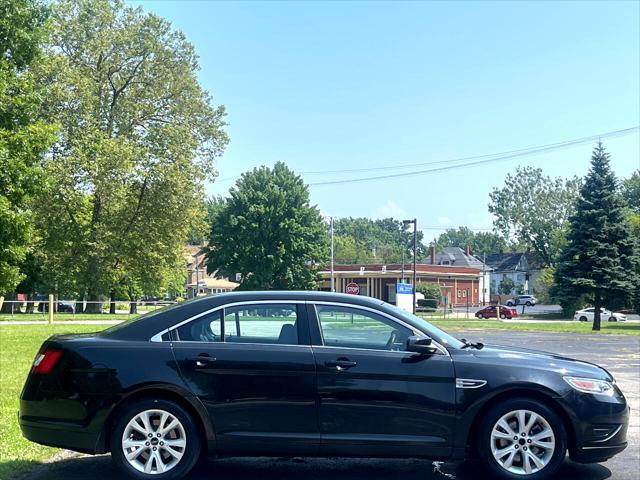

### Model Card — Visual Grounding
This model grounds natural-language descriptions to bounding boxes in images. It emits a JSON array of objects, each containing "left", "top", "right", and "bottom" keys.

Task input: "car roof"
[{"left": 102, "top": 291, "right": 387, "bottom": 341}]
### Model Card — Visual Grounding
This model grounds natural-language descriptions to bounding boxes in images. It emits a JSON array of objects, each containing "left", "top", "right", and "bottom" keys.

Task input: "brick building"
[{"left": 318, "top": 263, "right": 484, "bottom": 307}]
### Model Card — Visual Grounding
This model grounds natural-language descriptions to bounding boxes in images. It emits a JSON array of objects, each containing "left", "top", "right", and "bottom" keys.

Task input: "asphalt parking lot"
[{"left": 20, "top": 331, "right": 640, "bottom": 480}]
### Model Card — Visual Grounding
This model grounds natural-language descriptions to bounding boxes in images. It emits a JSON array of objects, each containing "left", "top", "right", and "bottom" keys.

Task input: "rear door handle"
[
  {"left": 190, "top": 354, "right": 216, "bottom": 368},
  {"left": 325, "top": 358, "right": 357, "bottom": 371}
]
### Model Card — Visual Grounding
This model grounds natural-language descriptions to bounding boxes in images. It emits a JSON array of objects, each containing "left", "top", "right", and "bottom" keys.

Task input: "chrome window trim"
[
  {"left": 149, "top": 300, "right": 306, "bottom": 343},
  {"left": 311, "top": 301, "right": 450, "bottom": 357},
  {"left": 151, "top": 298, "right": 450, "bottom": 356}
]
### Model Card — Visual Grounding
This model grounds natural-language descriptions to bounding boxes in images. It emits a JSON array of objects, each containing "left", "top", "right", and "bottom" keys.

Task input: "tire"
[
  {"left": 477, "top": 397, "right": 566, "bottom": 480},
  {"left": 500, "top": 313, "right": 506, "bottom": 319},
  {"left": 506, "top": 301, "right": 514, "bottom": 307},
  {"left": 526, "top": 302, "right": 532, "bottom": 307},
  {"left": 608, "top": 316, "right": 616, "bottom": 322},
  {"left": 111, "top": 398, "right": 201, "bottom": 480},
  {"left": 579, "top": 316, "right": 587, "bottom": 322}
]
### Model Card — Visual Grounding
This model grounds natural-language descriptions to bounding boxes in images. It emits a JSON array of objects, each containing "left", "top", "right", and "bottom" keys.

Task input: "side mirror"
[{"left": 406, "top": 335, "right": 437, "bottom": 355}]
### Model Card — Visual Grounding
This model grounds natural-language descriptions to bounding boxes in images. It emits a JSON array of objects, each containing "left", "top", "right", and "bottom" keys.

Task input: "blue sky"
[{"left": 130, "top": 0, "right": 639, "bottom": 242}]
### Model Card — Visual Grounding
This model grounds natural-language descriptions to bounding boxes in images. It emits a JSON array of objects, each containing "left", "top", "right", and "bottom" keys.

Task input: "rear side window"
[
  {"left": 175, "top": 311, "right": 222, "bottom": 342},
  {"left": 224, "top": 304, "right": 298, "bottom": 345}
]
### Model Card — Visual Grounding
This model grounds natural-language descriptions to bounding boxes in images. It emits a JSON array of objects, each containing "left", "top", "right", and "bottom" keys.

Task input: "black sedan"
[{"left": 20, "top": 291, "right": 628, "bottom": 480}]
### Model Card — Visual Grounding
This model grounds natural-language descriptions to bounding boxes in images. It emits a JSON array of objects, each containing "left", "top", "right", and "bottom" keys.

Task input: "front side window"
[
  {"left": 315, "top": 305, "right": 410, "bottom": 351},
  {"left": 224, "top": 303, "right": 299, "bottom": 345}
]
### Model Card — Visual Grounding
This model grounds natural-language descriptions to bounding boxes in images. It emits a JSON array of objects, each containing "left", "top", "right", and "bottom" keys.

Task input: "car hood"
[{"left": 468, "top": 344, "right": 612, "bottom": 381}]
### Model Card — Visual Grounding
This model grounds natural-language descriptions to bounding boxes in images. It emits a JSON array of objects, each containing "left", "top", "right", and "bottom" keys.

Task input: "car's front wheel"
[
  {"left": 477, "top": 398, "right": 566, "bottom": 479},
  {"left": 608, "top": 316, "right": 617, "bottom": 322},
  {"left": 111, "top": 398, "right": 201, "bottom": 480},
  {"left": 579, "top": 316, "right": 588, "bottom": 322}
]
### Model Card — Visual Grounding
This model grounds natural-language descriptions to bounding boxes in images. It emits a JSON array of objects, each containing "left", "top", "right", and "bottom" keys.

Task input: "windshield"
[{"left": 385, "top": 304, "right": 466, "bottom": 350}]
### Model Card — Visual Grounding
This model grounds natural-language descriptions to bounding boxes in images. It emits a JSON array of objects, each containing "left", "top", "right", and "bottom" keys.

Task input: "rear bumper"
[{"left": 19, "top": 415, "right": 103, "bottom": 454}]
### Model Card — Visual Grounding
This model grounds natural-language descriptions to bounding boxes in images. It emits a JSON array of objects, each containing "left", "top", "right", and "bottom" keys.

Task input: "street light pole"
[
  {"left": 330, "top": 217, "right": 335, "bottom": 292},
  {"left": 403, "top": 218, "right": 417, "bottom": 315}
]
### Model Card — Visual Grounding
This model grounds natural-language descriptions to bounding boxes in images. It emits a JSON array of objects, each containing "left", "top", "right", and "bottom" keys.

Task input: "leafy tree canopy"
[
  {"left": 552, "top": 144, "right": 639, "bottom": 329},
  {"left": 489, "top": 166, "right": 581, "bottom": 267},
  {"left": 0, "top": 0, "right": 56, "bottom": 294},
  {"left": 622, "top": 170, "right": 640, "bottom": 213},
  {"left": 206, "top": 162, "right": 328, "bottom": 290},
  {"left": 33, "top": 0, "right": 228, "bottom": 306},
  {"left": 333, "top": 217, "right": 426, "bottom": 264},
  {"left": 431, "top": 227, "right": 508, "bottom": 256}
]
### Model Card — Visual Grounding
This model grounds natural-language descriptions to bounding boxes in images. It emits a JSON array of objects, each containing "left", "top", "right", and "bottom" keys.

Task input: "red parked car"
[{"left": 475, "top": 305, "right": 518, "bottom": 319}]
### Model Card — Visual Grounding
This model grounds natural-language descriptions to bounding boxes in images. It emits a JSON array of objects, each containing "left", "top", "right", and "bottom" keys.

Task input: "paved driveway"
[{"left": 20, "top": 331, "right": 639, "bottom": 480}]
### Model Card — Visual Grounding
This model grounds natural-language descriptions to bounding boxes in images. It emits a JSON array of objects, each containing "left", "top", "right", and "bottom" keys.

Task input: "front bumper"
[{"left": 563, "top": 387, "right": 630, "bottom": 464}]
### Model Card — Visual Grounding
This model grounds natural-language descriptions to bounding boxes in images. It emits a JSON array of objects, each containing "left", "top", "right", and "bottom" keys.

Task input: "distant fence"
[{"left": 0, "top": 296, "right": 176, "bottom": 323}]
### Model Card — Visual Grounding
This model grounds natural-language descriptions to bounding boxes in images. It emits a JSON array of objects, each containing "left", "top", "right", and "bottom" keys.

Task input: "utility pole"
[
  {"left": 482, "top": 252, "right": 486, "bottom": 306},
  {"left": 330, "top": 217, "right": 335, "bottom": 292},
  {"left": 401, "top": 250, "right": 405, "bottom": 283},
  {"left": 403, "top": 218, "right": 417, "bottom": 315}
]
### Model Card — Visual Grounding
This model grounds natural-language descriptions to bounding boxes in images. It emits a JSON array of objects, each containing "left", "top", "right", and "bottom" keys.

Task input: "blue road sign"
[{"left": 396, "top": 282, "right": 413, "bottom": 295}]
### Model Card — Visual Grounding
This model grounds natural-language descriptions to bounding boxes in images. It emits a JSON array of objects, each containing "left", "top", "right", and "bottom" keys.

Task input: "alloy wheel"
[
  {"left": 121, "top": 409, "right": 187, "bottom": 475},
  {"left": 490, "top": 409, "right": 555, "bottom": 476}
]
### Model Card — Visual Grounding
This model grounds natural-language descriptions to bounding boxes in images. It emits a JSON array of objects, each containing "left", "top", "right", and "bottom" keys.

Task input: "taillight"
[{"left": 31, "top": 349, "right": 62, "bottom": 374}]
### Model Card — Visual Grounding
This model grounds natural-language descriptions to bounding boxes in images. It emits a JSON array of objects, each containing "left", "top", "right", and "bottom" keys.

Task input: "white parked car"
[
  {"left": 574, "top": 307, "right": 627, "bottom": 322},
  {"left": 505, "top": 295, "right": 538, "bottom": 307}
]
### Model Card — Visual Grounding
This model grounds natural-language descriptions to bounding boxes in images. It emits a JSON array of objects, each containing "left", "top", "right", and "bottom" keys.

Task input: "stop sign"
[{"left": 345, "top": 282, "right": 360, "bottom": 295}]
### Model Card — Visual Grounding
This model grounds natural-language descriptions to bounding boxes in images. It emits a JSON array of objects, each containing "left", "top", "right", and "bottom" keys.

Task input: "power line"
[
  {"left": 308, "top": 126, "right": 639, "bottom": 186},
  {"left": 212, "top": 126, "right": 638, "bottom": 186}
]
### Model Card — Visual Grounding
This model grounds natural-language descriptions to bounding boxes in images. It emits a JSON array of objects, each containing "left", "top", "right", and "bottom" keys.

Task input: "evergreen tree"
[{"left": 553, "top": 143, "right": 639, "bottom": 330}]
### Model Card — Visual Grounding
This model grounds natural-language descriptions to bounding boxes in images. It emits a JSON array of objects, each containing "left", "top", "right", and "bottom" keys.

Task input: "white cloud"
[{"left": 376, "top": 200, "right": 407, "bottom": 219}]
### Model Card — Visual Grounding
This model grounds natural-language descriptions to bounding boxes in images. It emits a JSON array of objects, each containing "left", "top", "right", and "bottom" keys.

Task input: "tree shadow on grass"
[
  {"left": 605, "top": 324, "right": 640, "bottom": 333},
  {"left": 11, "top": 454, "right": 612, "bottom": 480}
]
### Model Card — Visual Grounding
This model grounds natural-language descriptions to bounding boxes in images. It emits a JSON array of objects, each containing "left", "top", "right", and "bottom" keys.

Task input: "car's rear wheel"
[
  {"left": 477, "top": 398, "right": 566, "bottom": 479},
  {"left": 608, "top": 316, "right": 616, "bottom": 322},
  {"left": 500, "top": 313, "right": 506, "bottom": 319},
  {"left": 111, "top": 399, "right": 201, "bottom": 480},
  {"left": 579, "top": 316, "right": 587, "bottom": 322},
  {"left": 526, "top": 301, "right": 532, "bottom": 306},
  {"left": 506, "top": 301, "right": 514, "bottom": 306}
]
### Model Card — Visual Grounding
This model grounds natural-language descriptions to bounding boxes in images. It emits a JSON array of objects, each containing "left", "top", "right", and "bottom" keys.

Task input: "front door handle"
[
  {"left": 190, "top": 354, "right": 216, "bottom": 368},
  {"left": 325, "top": 358, "right": 357, "bottom": 371}
]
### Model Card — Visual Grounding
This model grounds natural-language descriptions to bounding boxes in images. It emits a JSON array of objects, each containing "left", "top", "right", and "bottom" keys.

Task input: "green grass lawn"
[
  {"left": 0, "top": 312, "right": 136, "bottom": 322},
  {"left": 0, "top": 324, "right": 110, "bottom": 479},
  {"left": 426, "top": 317, "right": 640, "bottom": 335}
]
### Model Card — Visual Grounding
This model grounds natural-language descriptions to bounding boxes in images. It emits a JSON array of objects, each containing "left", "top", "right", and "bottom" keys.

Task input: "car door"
[
  {"left": 170, "top": 302, "right": 319, "bottom": 455},
  {"left": 309, "top": 303, "right": 456, "bottom": 458}
]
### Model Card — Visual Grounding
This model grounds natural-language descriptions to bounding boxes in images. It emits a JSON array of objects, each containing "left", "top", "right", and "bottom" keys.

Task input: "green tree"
[
  {"left": 416, "top": 282, "right": 442, "bottom": 309},
  {"left": 0, "top": 0, "right": 56, "bottom": 296},
  {"left": 432, "top": 227, "right": 508, "bottom": 255},
  {"left": 333, "top": 217, "right": 426, "bottom": 264},
  {"left": 34, "top": 0, "right": 228, "bottom": 310},
  {"left": 498, "top": 277, "right": 515, "bottom": 295},
  {"left": 622, "top": 170, "right": 640, "bottom": 213},
  {"left": 333, "top": 235, "right": 375, "bottom": 264},
  {"left": 206, "top": 163, "right": 328, "bottom": 290},
  {"left": 489, "top": 166, "right": 581, "bottom": 267},
  {"left": 622, "top": 171, "right": 640, "bottom": 313},
  {"left": 553, "top": 144, "right": 639, "bottom": 330}
]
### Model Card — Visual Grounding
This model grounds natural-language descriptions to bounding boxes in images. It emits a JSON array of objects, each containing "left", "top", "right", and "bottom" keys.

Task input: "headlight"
[{"left": 563, "top": 376, "right": 615, "bottom": 397}]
